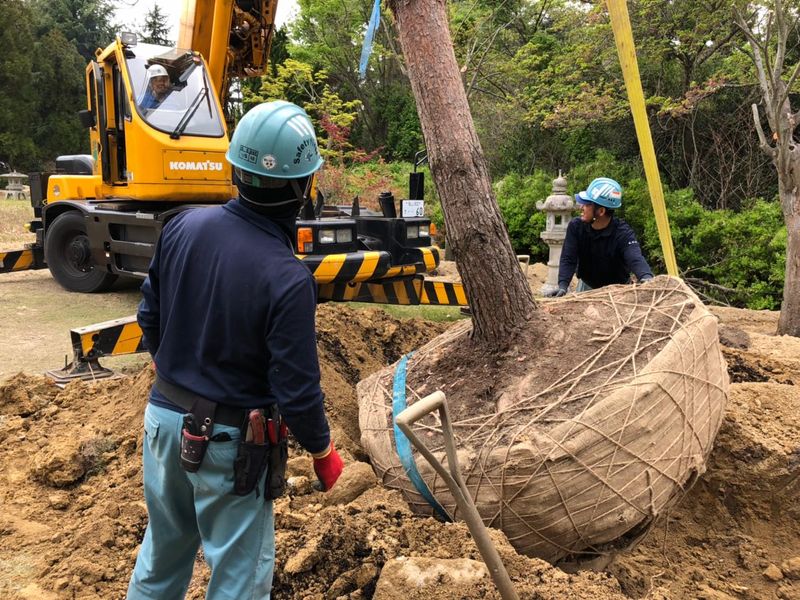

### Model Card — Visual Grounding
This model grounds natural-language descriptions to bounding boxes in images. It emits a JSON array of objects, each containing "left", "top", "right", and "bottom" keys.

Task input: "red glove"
[{"left": 312, "top": 442, "right": 344, "bottom": 492}]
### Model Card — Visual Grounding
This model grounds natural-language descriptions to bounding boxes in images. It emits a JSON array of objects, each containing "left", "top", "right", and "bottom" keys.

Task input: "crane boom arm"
[{"left": 178, "top": 0, "right": 278, "bottom": 107}]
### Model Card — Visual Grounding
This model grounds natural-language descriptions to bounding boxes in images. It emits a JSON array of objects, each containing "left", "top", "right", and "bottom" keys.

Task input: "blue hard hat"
[
  {"left": 226, "top": 101, "right": 323, "bottom": 182},
  {"left": 575, "top": 177, "right": 622, "bottom": 209}
]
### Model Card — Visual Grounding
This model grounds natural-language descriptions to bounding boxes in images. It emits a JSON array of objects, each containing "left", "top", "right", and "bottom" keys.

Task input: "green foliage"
[
  {"left": 493, "top": 172, "right": 552, "bottom": 262},
  {"left": 372, "top": 86, "right": 423, "bottom": 161},
  {"left": 30, "top": 29, "right": 88, "bottom": 164},
  {"left": 139, "top": 3, "right": 172, "bottom": 46},
  {"left": 289, "top": 0, "right": 420, "bottom": 155},
  {"left": 616, "top": 177, "right": 785, "bottom": 309},
  {"left": 487, "top": 149, "right": 785, "bottom": 309},
  {"left": 0, "top": 0, "right": 88, "bottom": 170},
  {"left": 30, "top": 0, "right": 117, "bottom": 61},
  {"left": 0, "top": 0, "right": 37, "bottom": 170}
]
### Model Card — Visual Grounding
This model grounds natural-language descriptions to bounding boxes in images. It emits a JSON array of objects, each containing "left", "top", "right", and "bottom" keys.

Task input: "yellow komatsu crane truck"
[
  {"left": 1, "top": 0, "right": 447, "bottom": 297},
  {"left": 0, "top": 0, "right": 467, "bottom": 381}
]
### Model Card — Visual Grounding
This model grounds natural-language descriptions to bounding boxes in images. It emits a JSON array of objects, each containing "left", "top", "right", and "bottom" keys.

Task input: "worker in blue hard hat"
[
  {"left": 546, "top": 177, "right": 653, "bottom": 297},
  {"left": 128, "top": 101, "right": 343, "bottom": 600}
]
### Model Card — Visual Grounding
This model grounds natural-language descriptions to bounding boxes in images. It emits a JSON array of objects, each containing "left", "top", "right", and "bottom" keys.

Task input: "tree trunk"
[
  {"left": 772, "top": 86, "right": 799, "bottom": 336},
  {"left": 778, "top": 187, "right": 800, "bottom": 336},
  {"left": 389, "top": 0, "right": 536, "bottom": 349}
]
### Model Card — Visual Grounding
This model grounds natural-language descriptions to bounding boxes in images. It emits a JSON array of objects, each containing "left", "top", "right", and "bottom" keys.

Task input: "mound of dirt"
[
  {"left": 0, "top": 301, "right": 797, "bottom": 600},
  {"left": 610, "top": 383, "right": 800, "bottom": 599},
  {"left": 610, "top": 306, "right": 800, "bottom": 600}
]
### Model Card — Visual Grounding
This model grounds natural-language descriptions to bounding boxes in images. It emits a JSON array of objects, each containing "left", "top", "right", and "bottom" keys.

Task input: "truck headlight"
[
  {"left": 418, "top": 224, "right": 429, "bottom": 238},
  {"left": 319, "top": 229, "right": 336, "bottom": 244},
  {"left": 406, "top": 225, "right": 419, "bottom": 239},
  {"left": 336, "top": 229, "right": 353, "bottom": 243}
]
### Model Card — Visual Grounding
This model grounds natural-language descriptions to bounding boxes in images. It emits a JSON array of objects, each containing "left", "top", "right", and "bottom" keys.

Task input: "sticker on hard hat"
[
  {"left": 262, "top": 154, "right": 276, "bottom": 170},
  {"left": 238, "top": 144, "right": 258, "bottom": 165}
]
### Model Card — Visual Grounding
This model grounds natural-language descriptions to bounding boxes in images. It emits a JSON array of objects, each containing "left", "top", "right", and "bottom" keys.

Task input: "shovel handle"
[
  {"left": 394, "top": 391, "right": 520, "bottom": 600},
  {"left": 394, "top": 390, "right": 447, "bottom": 429}
]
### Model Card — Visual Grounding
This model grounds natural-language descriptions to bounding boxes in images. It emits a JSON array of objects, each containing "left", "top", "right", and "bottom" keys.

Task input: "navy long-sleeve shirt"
[
  {"left": 137, "top": 198, "right": 330, "bottom": 453},
  {"left": 558, "top": 217, "right": 653, "bottom": 290}
]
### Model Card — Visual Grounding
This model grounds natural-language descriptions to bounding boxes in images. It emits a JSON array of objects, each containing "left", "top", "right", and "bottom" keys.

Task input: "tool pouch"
[
  {"left": 180, "top": 426, "right": 208, "bottom": 473},
  {"left": 177, "top": 395, "right": 217, "bottom": 473},
  {"left": 264, "top": 407, "right": 289, "bottom": 501},
  {"left": 233, "top": 441, "right": 270, "bottom": 496}
]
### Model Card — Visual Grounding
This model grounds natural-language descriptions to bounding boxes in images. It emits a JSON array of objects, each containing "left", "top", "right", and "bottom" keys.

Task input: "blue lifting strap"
[
  {"left": 358, "top": 0, "right": 381, "bottom": 81},
  {"left": 392, "top": 352, "right": 450, "bottom": 520}
]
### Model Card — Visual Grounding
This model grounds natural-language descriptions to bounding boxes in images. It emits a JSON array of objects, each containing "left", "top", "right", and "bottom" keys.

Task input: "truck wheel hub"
[{"left": 67, "top": 236, "right": 92, "bottom": 271}]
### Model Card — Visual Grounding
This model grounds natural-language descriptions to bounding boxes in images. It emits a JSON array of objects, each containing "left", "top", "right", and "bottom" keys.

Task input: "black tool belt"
[
  {"left": 154, "top": 375, "right": 288, "bottom": 499},
  {"left": 155, "top": 375, "right": 248, "bottom": 428}
]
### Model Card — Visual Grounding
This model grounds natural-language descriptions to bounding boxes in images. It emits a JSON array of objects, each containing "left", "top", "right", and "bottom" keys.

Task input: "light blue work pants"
[
  {"left": 127, "top": 403, "right": 274, "bottom": 600},
  {"left": 576, "top": 279, "right": 593, "bottom": 293}
]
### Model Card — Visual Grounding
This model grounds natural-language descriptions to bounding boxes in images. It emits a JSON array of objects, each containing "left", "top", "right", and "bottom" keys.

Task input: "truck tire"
[{"left": 45, "top": 211, "right": 118, "bottom": 293}]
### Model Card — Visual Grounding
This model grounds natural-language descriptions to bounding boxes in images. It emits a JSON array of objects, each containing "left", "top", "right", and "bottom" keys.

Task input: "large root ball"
[{"left": 358, "top": 276, "right": 728, "bottom": 564}]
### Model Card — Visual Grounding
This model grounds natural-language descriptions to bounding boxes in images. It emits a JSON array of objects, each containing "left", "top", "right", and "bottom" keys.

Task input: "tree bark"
[{"left": 389, "top": 0, "right": 536, "bottom": 349}]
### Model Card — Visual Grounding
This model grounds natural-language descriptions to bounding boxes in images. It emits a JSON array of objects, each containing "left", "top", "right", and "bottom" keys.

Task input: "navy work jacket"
[
  {"left": 558, "top": 217, "right": 653, "bottom": 291},
  {"left": 137, "top": 198, "right": 330, "bottom": 454}
]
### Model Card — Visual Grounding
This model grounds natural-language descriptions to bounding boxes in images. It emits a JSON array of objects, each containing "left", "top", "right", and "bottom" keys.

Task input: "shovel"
[{"left": 394, "top": 391, "right": 520, "bottom": 600}]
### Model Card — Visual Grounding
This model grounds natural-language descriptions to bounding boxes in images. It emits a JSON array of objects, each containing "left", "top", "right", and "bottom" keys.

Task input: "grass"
[
  {"left": 0, "top": 198, "right": 35, "bottom": 250},
  {"left": 350, "top": 302, "right": 466, "bottom": 322}
]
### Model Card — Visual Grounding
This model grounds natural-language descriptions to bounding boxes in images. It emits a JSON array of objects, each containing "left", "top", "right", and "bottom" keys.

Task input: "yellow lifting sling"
[{"left": 606, "top": 0, "right": 679, "bottom": 276}]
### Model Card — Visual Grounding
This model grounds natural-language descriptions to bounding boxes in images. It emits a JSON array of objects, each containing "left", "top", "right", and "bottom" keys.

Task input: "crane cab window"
[{"left": 124, "top": 43, "right": 224, "bottom": 138}]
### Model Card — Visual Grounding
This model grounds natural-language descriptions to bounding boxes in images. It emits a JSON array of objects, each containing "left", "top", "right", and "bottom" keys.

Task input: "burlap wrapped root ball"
[{"left": 357, "top": 276, "right": 728, "bottom": 564}]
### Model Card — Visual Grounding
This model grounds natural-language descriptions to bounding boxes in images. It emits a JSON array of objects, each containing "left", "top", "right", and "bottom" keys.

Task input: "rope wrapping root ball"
[{"left": 357, "top": 276, "right": 729, "bottom": 564}]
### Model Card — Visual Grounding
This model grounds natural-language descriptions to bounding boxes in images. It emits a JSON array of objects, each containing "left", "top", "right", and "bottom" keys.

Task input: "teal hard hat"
[
  {"left": 226, "top": 101, "right": 323, "bottom": 182},
  {"left": 575, "top": 177, "right": 622, "bottom": 209}
]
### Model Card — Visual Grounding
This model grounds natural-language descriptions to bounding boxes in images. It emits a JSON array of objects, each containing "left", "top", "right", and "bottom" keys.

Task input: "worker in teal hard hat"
[
  {"left": 128, "top": 101, "right": 343, "bottom": 600},
  {"left": 546, "top": 177, "right": 653, "bottom": 297}
]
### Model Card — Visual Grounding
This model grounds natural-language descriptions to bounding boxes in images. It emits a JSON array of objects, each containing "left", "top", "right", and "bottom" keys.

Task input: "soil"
[
  {"left": 0, "top": 270, "right": 145, "bottom": 380},
  {"left": 403, "top": 276, "right": 694, "bottom": 430},
  {"left": 0, "top": 270, "right": 798, "bottom": 599}
]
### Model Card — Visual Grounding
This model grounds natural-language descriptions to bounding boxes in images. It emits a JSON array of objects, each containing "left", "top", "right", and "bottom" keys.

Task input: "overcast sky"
[{"left": 113, "top": 0, "right": 299, "bottom": 41}]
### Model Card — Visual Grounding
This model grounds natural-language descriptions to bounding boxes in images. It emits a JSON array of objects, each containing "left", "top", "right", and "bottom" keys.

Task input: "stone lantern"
[
  {"left": 536, "top": 172, "right": 575, "bottom": 296},
  {"left": 1, "top": 171, "right": 29, "bottom": 200}
]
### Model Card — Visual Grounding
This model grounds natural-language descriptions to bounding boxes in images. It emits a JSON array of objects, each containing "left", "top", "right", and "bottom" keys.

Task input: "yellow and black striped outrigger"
[
  {"left": 297, "top": 246, "right": 440, "bottom": 284},
  {"left": 0, "top": 247, "right": 46, "bottom": 273},
  {"left": 47, "top": 253, "right": 468, "bottom": 384}
]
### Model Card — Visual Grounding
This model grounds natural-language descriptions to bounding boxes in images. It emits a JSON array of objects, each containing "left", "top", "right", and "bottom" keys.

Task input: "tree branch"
[
  {"left": 778, "top": 59, "right": 800, "bottom": 110},
  {"left": 734, "top": 8, "right": 776, "bottom": 125},
  {"left": 696, "top": 27, "right": 740, "bottom": 67},
  {"left": 751, "top": 103, "right": 778, "bottom": 160},
  {"left": 466, "top": 18, "right": 513, "bottom": 98},
  {"left": 773, "top": 0, "right": 788, "bottom": 81}
]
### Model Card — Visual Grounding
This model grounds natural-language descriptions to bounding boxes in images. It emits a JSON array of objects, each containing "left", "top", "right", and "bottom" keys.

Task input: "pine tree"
[{"left": 140, "top": 3, "right": 172, "bottom": 46}]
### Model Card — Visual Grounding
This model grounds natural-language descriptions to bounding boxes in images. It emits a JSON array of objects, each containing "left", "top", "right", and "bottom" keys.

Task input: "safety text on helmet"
[{"left": 294, "top": 138, "right": 318, "bottom": 165}]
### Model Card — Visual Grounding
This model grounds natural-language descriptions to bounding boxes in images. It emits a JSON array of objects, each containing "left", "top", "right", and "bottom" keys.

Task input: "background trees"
[
  {"left": 0, "top": 0, "right": 100, "bottom": 171},
  {"left": 139, "top": 3, "right": 173, "bottom": 46},
  {"left": 0, "top": 0, "right": 793, "bottom": 316}
]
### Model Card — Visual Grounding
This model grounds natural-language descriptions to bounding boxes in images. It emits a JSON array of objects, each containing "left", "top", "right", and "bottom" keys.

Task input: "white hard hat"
[{"left": 147, "top": 64, "right": 169, "bottom": 78}]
